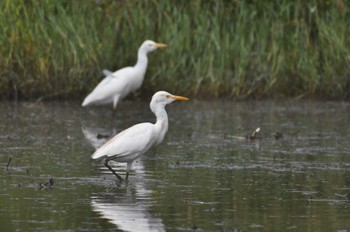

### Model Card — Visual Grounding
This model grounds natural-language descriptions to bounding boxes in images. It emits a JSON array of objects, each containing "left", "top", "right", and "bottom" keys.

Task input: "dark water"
[{"left": 1, "top": 100, "right": 350, "bottom": 231}]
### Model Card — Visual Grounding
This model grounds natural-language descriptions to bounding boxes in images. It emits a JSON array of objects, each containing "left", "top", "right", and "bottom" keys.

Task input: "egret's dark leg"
[
  {"left": 112, "top": 108, "right": 117, "bottom": 118},
  {"left": 125, "top": 162, "right": 132, "bottom": 180},
  {"left": 104, "top": 160, "right": 123, "bottom": 182},
  {"left": 112, "top": 96, "right": 120, "bottom": 117}
]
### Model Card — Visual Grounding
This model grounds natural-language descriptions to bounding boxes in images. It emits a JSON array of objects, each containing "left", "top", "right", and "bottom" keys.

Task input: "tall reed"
[{"left": 0, "top": 0, "right": 349, "bottom": 100}]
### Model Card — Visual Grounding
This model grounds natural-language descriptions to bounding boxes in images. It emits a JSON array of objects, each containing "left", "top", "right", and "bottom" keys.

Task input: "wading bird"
[
  {"left": 91, "top": 91, "right": 189, "bottom": 181},
  {"left": 82, "top": 40, "right": 167, "bottom": 113}
]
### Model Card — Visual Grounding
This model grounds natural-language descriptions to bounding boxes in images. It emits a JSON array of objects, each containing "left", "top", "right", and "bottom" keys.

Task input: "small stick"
[{"left": 6, "top": 157, "right": 12, "bottom": 170}]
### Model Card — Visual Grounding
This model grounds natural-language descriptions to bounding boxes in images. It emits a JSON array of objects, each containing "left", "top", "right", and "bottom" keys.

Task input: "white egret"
[
  {"left": 91, "top": 91, "right": 189, "bottom": 181},
  {"left": 82, "top": 40, "right": 167, "bottom": 112}
]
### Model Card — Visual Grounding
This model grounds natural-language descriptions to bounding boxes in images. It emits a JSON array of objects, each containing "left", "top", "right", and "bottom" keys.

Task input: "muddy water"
[{"left": 0, "top": 100, "right": 350, "bottom": 231}]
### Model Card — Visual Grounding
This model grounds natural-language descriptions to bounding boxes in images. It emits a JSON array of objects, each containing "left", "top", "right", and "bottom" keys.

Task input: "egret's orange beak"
[
  {"left": 153, "top": 43, "right": 167, "bottom": 48},
  {"left": 169, "top": 95, "right": 189, "bottom": 101}
]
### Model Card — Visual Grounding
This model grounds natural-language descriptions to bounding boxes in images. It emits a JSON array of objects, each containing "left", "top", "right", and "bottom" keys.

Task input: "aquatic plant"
[{"left": 0, "top": 0, "right": 349, "bottom": 100}]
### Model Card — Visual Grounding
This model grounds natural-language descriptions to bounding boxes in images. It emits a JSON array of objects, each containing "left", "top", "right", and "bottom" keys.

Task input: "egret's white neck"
[
  {"left": 152, "top": 105, "right": 169, "bottom": 145},
  {"left": 134, "top": 48, "right": 149, "bottom": 70}
]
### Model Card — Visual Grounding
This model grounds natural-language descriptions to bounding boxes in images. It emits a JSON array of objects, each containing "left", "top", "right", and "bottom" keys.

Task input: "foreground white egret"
[
  {"left": 91, "top": 91, "right": 189, "bottom": 181},
  {"left": 82, "top": 40, "right": 167, "bottom": 112}
]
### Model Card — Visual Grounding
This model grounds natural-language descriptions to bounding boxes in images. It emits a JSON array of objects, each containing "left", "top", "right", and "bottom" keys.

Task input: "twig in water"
[
  {"left": 6, "top": 157, "right": 12, "bottom": 170},
  {"left": 39, "top": 178, "right": 55, "bottom": 190}
]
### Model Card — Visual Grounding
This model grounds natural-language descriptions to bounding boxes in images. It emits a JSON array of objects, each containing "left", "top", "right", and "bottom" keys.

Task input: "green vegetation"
[{"left": 0, "top": 0, "right": 349, "bottom": 100}]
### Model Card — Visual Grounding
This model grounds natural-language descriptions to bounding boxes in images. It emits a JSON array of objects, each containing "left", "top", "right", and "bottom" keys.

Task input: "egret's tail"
[
  {"left": 82, "top": 94, "right": 93, "bottom": 107},
  {"left": 91, "top": 149, "right": 105, "bottom": 159}
]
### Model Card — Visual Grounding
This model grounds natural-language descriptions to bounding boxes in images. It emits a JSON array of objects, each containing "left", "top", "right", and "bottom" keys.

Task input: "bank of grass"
[{"left": 0, "top": 0, "right": 349, "bottom": 100}]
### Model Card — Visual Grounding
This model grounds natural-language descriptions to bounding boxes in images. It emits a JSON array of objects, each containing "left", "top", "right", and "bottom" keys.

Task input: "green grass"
[{"left": 0, "top": 0, "right": 349, "bottom": 100}]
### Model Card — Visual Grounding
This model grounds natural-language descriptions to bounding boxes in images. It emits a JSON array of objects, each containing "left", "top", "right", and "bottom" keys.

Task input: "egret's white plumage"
[
  {"left": 82, "top": 40, "right": 167, "bottom": 111},
  {"left": 91, "top": 91, "right": 189, "bottom": 181}
]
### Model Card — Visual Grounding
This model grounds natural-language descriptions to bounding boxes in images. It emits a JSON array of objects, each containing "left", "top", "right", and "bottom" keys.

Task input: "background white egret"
[
  {"left": 91, "top": 91, "right": 189, "bottom": 181},
  {"left": 82, "top": 40, "right": 167, "bottom": 113}
]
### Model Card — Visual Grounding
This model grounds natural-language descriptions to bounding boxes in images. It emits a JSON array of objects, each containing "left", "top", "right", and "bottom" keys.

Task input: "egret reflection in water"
[{"left": 91, "top": 187, "right": 165, "bottom": 232}]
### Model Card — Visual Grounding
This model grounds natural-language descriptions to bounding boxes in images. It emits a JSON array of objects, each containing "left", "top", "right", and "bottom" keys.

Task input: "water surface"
[{"left": 1, "top": 100, "right": 350, "bottom": 231}]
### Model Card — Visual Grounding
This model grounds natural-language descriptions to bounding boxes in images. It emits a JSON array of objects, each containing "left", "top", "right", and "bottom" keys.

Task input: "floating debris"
[
  {"left": 192, "top": 225, "right": 199, "bottom": 232},
  {"left": 334, "top": 192, "right": 350, "bottom": 201},
  {"left": 39, "top": 178, "right": 54, "bottom": 190},
  {"left": 274, "top": 132, "right": 283, "bottom": 140},
  {"left": 227, "top": 135, "right": 246, "bottom": 140},
  {"left": 96, "top": 134, "right": 110, "bottom": 139},
  {"left": 247, "top": 127, "right": 260, "bottom": 140}
]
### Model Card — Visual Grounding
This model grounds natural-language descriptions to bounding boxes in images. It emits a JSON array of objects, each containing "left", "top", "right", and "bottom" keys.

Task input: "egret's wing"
[
  {"left": 102, "top": 69, "right": 114, "bottom": 77},
  {"left": 82, "top": 67, "right": 135, "bottom": 106},
  {"left": 91, "top": 123, "right": 156, "bottom": 160},
  {"left": 95, "top": 75, "right": 113, "bottom": 88},
  {"left": 81, "top": 76, "right": 114, "bottom": 106}
]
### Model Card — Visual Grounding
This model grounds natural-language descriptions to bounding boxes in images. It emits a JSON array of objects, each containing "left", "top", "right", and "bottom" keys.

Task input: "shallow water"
[{"left": 1, "top": 100, "right": 350, "bottom": 231}]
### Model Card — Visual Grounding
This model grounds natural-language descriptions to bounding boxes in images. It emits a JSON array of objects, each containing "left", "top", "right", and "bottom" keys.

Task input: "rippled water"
[{"left": 1, "top": 100, "right": 350, "bottom": 231}]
